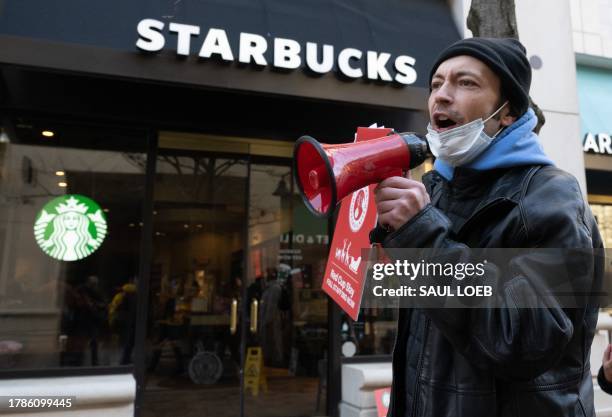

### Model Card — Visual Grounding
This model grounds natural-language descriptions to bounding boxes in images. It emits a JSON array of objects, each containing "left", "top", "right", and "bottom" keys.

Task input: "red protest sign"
[{"left": 321, "top": 127, "right": 392, "bottom": 320}]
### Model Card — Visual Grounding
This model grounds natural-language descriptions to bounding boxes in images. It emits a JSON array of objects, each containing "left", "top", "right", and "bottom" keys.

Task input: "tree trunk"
[{"left": 466, "top": 0, "right": 545, "bottom": 133}]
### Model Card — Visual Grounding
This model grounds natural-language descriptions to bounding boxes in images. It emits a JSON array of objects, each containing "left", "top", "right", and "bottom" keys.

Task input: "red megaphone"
[{"left": 293, "top": 132, "right": 428, "bottom": 217}]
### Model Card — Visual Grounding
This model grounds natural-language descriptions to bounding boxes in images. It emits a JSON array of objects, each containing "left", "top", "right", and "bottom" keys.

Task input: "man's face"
[{"left": 428, "top": 55, "right": 515, "bottom": 137}]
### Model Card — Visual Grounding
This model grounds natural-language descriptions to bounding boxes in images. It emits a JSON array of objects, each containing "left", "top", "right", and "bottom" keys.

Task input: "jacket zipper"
[
  {"left": 390, "top": 308, "right": 412, "bottom": 417},
  {"left": 389, "top": 310, "right": 402, "bottom": 416},
  {"left": 410, "top": 316, "right": 430, "bottom": 417}
]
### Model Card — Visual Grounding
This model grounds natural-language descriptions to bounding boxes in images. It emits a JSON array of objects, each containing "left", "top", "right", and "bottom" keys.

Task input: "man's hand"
[
  {"left": 374, "top": 174, "right": 430, "bottom": 232},
  {"left": 603, "top": 344, "right": 612, "bottom": 383}
]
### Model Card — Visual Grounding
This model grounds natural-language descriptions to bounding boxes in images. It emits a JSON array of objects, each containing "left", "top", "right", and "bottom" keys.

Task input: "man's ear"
[{"left": 500, "top": 108, "right": 516, "bottom": 127}]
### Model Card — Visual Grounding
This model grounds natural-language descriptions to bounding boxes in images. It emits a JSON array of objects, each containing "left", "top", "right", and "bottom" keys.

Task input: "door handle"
[
  {"left": 230, "top": 298, "right": 238, "bottom": 335},
  {"left": 250, "top": 299, "right": 258, "bottom": 333}
]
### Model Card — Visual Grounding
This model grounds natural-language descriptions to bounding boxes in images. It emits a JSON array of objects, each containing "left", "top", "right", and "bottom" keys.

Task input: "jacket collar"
[{"left": 423, "top": 166, "right": 533, "bottom": 202}]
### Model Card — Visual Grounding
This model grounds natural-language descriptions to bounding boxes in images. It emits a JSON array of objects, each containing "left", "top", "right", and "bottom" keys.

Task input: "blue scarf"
[{"left": 433, "top": 108, "right": 554, "bottom": 181}]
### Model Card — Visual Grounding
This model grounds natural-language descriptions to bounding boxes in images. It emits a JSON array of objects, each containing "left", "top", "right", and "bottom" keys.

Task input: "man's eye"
[
  {"left": 459, "top": 79, "right": 475, "bottom": 87},
  {"left": 431, "top": 82, "right": 441, "bottom": 90}
]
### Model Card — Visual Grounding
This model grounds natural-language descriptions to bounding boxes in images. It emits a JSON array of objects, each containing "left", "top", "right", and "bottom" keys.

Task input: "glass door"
[
  {"left": 142, "top": 150, "right": 248, "bottom": 417},
  {"left": 245, "top": 161, "right": 329, "bottom": 417},
  {"left": 140, "top": 149, "right": 329, "bottom": 417}
]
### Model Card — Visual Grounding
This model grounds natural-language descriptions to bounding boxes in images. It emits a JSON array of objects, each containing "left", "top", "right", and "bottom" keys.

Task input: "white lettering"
[
  {"left": 409, "top": 262, "right": 421, "bottom": 280},
  {"left": 239, "top": 32, "right": 268, "bottom": 65},
  {"left": 394, "top": 55, "right": 417, "bottom": 85},
  {"left": 136, "top": 19, "right": 419, "bottom": 85},
  {"left": 274, "top": 37, "right": 301, "bottom": 69},
  {"left": 169, "top": 22, "right": 200, "bottom": 56},
  {"left": 583, "top": 132, "right": 600, "bottom": 153},
  {"left": 457, "top": 286, "right": 492, "bottom": 297},
  {"left": 306, "top": 42, "right": 334, "bottom": 73},
  {"left": 597, "top": 133, "right": 612, "bottom": 154},
  {"left": 372, "top": 263, "right": 385, "bottom": 281},
  {"left": 366, "top": 51, "right": 392, "bottom": 81},
  {"left": 199, "top": 28, "right": 234, "bottom": 61},
  {"left": 338, "top": 48, "right": 363, "bottom": 78},
  {"left": 136, "top": 19, "right": 165, "bottom": 52}
]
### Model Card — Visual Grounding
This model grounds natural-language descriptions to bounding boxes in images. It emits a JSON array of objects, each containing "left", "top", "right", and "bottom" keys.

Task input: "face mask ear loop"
[
  {"left": 483, "top": 100, "right": 509, "bottom": 124},
  {"left": 491, "top": 126, "right": 504, "bottom": 139}
]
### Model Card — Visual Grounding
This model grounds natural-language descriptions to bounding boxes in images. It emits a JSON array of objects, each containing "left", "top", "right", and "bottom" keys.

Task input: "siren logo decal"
[
  {"left": 349, "top": 187, "right": 369, "bottom": 232},
  {"left": 34, "top": 195, "right": 107, "bottom": 261}
]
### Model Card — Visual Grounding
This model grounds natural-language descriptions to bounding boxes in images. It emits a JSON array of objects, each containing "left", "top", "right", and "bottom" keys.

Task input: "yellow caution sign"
[{"left": 244, "top": 347, "right": 268, "bottom": 396}]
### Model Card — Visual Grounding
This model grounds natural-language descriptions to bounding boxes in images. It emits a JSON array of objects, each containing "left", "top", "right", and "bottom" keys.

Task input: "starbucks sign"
[{"left": 34, "top": 195, "right": 107, "bottom": 261}]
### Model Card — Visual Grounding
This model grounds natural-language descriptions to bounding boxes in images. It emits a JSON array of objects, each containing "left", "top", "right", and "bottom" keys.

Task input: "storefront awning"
[
  {"left": 576, "top": 65, "right": 612, "bottom": 135},
  {"left": 576, "top": 64, "right": 612, "bottom": 171},
  {"left": 0, "top": 0, "right": 460, "bottom": 109}
]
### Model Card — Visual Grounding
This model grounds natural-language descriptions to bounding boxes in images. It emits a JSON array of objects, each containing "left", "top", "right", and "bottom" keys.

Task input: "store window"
[
  {"left": 340, "top": 309, "right": 398, "bottom": 358},
  {"left": 591, "top": 204, "right": 612, "bottom": 248},
  {"left": 245, "top": 162, "right": 329, "bottom": 416},
  {"left": 142, "top": 150, "right": 248, "bottom": 417},
  {"left": 141, "top": 145, "right": 330, "bottom": 417},
  {"left": 0, "top": 120, "right": 147, "bottom": 371}
]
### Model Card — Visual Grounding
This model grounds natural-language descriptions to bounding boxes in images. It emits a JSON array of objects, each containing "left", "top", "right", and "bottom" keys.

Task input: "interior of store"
[{"left": 140, "top": 147, "right": 329, "bottom": 417}]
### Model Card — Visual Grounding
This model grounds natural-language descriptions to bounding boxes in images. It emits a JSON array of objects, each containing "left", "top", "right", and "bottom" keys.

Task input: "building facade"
[{"left": 571, "top": 0, "right": 612, "bottom": 249}]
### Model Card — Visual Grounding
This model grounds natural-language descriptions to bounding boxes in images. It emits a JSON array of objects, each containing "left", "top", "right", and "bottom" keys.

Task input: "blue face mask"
[{"left": 426, "top": 101, "right": 508, "bottom": 167}]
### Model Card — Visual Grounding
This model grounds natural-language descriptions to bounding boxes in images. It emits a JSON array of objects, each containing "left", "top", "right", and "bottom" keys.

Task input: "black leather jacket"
[{"left": 370, "top": 165, "right": 604, "bottom": 417}]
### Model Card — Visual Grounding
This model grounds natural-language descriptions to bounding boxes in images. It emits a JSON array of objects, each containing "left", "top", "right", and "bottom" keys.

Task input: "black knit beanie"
[{"left": 428, "top": 37, "right": 531, "bottom": 117}]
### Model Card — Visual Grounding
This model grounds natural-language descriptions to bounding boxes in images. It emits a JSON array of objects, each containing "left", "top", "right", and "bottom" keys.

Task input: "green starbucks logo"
[{"left": 34, "top": 195, "right": 107, "bottom": 261}]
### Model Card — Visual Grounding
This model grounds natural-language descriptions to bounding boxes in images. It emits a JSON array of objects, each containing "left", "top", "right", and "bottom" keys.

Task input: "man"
[{"left": 370, "top": 38, "right": 604, "bottom": 416}]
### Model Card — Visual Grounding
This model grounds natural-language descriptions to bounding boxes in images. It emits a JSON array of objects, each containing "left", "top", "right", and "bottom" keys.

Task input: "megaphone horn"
[{"left": 293, "top": 132, "right": 428, "bottom": 218}]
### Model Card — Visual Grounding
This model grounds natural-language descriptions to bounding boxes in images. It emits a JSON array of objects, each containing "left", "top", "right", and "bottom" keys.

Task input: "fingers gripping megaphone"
[{"left": 293, "top": 132, "right": 429, "bottom": 217}]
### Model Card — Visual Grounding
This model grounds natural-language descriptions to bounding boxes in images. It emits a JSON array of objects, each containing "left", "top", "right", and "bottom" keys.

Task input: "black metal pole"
[
  {"left": 133, "top": 129, "right": 158, "bottom": 417},
  {"left": 239, "top": 156, "right": 252, "bottom": 417},
  {"left": 327, "top": 302, "right": 342, "bottom": 417},
  {"left": 327, "top": 214, "right": 342, "bottom": 417}
]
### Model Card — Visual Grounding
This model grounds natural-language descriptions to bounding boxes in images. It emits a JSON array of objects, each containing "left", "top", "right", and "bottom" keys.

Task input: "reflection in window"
[
  {"left": 340, "top": 309, "right": 398, "bottom": 358},
  {"left": 242, "top": 163, "right": 329, "bottom": 417},
  {"left": 0, "top": 126, "right": 146, "bottom": 370}
]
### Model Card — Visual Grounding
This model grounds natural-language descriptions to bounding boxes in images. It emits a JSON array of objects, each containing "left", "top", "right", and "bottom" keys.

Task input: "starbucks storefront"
[
  {"left": 0, "top": 1, "right": 459, "bottom": 416},
  {"left": 0, "top": 110, "right": 336, "bottom": 417}
]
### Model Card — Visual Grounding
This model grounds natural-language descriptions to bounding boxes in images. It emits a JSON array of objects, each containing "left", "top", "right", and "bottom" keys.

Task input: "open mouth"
[{"left": 433, "top": 114, "right": 459, "bottom": 132}]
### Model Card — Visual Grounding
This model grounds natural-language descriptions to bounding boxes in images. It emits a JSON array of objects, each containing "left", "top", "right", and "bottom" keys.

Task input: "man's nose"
[{"left": 431, "top": 82, "right": 453, "bottom": 104}]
